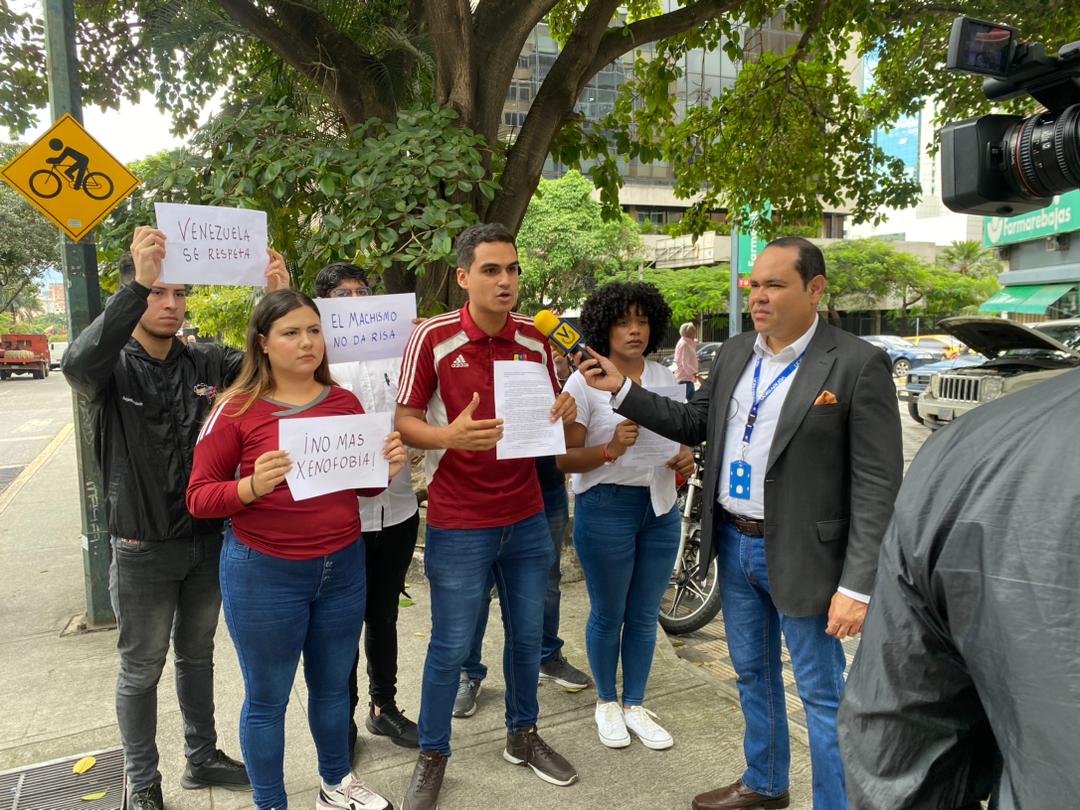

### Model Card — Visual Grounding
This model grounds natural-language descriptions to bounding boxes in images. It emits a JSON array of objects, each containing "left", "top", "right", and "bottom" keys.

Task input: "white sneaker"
[
  {"left": 315, "top": 774, "right": 392, "bottom": 810},
  {"left": 594, "top": 701, "right": 630, "bottom": 748},
  {"left": 623, "top": 705, "right": 673, "bottom": 750}
]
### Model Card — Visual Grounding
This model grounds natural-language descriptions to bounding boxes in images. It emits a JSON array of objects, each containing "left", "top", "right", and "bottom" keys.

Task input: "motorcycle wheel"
[{"left": 659, "top": 525, "right": 722, "bottom": 635}]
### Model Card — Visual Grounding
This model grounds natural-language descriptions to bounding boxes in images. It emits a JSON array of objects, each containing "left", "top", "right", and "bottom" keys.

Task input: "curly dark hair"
[{"left": 579, "top": 281, "right": 671, "bottom": 358}]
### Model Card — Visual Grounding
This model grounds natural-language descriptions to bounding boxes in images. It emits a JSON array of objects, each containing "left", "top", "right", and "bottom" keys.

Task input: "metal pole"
[
  {"left": 44, "top": 0, "right": 113, "bottom": 627},
  {"left": 729, "top": 226, "right": 742, "bottom": 337}
]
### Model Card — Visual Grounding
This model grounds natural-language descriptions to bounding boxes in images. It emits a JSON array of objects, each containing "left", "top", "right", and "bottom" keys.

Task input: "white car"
[{"left": 916, "top": 317, "right": 1080, "bottom": 430}]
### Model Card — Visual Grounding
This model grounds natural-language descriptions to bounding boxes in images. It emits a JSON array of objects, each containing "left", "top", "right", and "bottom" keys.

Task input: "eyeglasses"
[{"left": 329, "top": 286, "right": 372, "bottom": 298}]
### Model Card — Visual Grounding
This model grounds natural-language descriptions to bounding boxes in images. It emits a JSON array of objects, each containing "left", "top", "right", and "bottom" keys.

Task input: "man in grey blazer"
[{"left": 577, "top": 237, "right": 902, "bottom": 810}]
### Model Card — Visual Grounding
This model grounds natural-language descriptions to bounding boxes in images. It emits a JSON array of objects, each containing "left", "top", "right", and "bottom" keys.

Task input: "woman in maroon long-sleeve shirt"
[{"left": 187, "top": 289, "right": 404, "bottom": 810}]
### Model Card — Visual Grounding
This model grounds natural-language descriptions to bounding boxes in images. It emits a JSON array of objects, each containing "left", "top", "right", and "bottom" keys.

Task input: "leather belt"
[{"left": 723, "top": 510, "right": 765, "bottom": 537}]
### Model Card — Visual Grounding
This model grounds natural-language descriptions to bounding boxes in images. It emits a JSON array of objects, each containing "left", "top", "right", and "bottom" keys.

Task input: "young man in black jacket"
[{"left": 63, "top": 226, "right": 288, "bottom": 810}]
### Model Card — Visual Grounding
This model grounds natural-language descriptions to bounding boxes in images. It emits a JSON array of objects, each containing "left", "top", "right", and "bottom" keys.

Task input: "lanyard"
[{"left": 740, "top": 353, "right": 803, "bottom": 446}]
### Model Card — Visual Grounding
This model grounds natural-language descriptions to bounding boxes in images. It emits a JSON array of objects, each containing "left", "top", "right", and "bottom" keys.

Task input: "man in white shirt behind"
[{"left": 315, "top": 263, "right": 421, "bottom": 756}]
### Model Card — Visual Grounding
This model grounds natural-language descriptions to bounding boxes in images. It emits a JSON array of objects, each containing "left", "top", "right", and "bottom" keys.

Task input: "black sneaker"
[
  {"left": 180, "top": 749, "right": 251, "bottom": 791},
  {"left": 538, "top": 657, "right": 592, "bottom": 692},
  {"left": 366, "top": 704, "right": 420, "bottom": 748},
  {"left": 127, "top": 783, "right": 164, "bottom": 810},
  {"left": 503, "top": 727, "right": 578, "bottom": 786},
  {"left": 403, "top": 750, "right": 447, "bottom": 810}
]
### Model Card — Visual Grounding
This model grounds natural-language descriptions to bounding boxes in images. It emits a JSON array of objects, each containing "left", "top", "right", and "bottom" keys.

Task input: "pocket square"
[{"left": 813, "top": 391, "right": 839, "bottom": 406}]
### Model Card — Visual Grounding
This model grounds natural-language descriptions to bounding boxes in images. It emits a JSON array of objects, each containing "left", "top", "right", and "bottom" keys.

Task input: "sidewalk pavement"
[{"left": 0, "top": 429, "right": 815, "bottom": 809}]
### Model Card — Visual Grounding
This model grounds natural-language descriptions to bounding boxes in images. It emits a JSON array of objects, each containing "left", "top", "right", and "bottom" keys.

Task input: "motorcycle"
[{"left": 659, "top": 444, "right": 722, "bottom": 634}]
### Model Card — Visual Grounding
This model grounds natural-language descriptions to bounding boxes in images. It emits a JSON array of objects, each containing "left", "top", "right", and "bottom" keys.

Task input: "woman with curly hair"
[{"left": 558, "top": 282, "right": 695, "bottom": 752}]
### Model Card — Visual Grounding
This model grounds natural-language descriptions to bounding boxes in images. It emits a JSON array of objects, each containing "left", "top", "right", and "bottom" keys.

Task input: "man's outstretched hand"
[{"left": 572, "top": 347, "right": 624, "bottom": 394}]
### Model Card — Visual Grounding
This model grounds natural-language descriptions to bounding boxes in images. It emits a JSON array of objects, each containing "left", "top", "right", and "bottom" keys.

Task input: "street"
[{"left": 0, "top": 373, "right": 75, "bottom": 503}]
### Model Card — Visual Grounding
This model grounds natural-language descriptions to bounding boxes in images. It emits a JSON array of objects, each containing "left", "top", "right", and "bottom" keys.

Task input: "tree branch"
[
  {"left": 472, "top": 0, "right": 561, "bottom": 143},
  {"left": 216, "top": 0, "right": 393, "bottom": 125},
  {"left": 424, "top": 0, "right": 474, "bottom": 117},
  {"left": 587, "top": 0, "right": 741, "bottom": 81}
]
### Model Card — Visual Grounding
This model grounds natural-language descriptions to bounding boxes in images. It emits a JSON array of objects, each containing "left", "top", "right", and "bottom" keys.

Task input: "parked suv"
[
  {"left": 899, "top": 354, "right": 986, "bottom": 424},
  {"left": 916, "top": 317, "right": 1080, "bottom": 430}
]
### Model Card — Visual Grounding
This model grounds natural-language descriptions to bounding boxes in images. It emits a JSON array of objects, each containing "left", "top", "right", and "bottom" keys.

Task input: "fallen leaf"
[
  {"left": 72, "top": 756, "right": 97, "bottom": 774},
  {"left": 399, "top": 598, "right": 415, "bottom": 607},
  {"left": 81, "top": 790, "right": 107, "bottom": 801}
]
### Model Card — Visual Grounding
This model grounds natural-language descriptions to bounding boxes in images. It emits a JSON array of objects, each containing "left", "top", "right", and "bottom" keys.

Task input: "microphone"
[
  {"left": 534, "top": 310, "right": 586, "bottom": 356},
  {"left": 533, "top": 310, "right": 604, "bottom": 375}
]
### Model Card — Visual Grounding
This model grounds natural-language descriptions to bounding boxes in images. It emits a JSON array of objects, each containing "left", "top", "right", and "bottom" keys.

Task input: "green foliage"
[
  {"left": 1, "top": 142, "right": 60, "bottom": 314},
  {"left": 98, "top": 103, "right": 493, "bottom": 296},
  {"left": 822, "top": 239, "right": 1000, "bottom": 321},
  {"left": 3, "top": 0, "right": 1073, "bottom": 264},
  {"left": 186, "top": 286, "right": 259, "bottom": 349},
  {"left": 936, "top": 241, "right": 1005, "bottom": 279},
  {"left": 516, "top": 171, "right": 643, "bottom": 314},
  {"left": 637, "top": 265, "right": 731, "bottom": 324}
]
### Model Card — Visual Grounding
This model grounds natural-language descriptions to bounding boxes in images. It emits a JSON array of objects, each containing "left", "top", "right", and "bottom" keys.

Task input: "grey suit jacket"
[{"left": 617, "top": 322, "right": 903, "bottom": 616}]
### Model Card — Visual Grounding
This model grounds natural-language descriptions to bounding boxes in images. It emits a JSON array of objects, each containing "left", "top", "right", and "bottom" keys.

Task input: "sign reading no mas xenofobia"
[
  {"left": 155, "top": 202, "right": 269, "bottom": 286},
  {"left": 279, "top": 411, "right": 392, "bottom": 501},
  {"left": 317, "top": 293, "right": 417, "bottom": 364}
]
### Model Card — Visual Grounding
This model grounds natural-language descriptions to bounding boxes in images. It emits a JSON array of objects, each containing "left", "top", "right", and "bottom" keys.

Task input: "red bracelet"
[{"left": 601, "top": 443, "right": 618, "bottom": 465}]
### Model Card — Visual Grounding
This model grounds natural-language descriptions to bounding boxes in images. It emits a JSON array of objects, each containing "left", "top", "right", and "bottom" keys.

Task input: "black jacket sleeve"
[
  {"left": 614, "top": 355, "right": 715, "bottom": 446},
  {"left": 61, "top": 282, "right": 150, "bottom": 400},
  {"left": 221, "top": 345, "right": 245, "bottom": 386}
]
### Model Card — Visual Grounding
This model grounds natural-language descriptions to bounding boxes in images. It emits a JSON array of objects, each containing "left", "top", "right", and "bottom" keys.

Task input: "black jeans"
[
  {"left": 348, "top": 511, "right": 421, "bottom": 717},
  {"left": 108, "top": 534, "right": 222, "bottom": 791}
]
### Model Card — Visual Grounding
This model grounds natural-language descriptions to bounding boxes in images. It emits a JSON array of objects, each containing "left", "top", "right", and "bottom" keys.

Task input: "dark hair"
[
  {"left": 215, "top": 290, "right": 333, "bottom": 416},
  {"left": 315, "top": 262, "right": 369, "bottom": 298},
  {"left": 456, "top": 223, "right": 516, "bottom": 271},
  {"left": 579, "top": 281, "right": 671, "bottom": 358},
  {"left": 765, "top": 236, "right": 826, "bottom": 285},
  {"left": 118, "top": 253, "right": 135, "bottom": 286}
]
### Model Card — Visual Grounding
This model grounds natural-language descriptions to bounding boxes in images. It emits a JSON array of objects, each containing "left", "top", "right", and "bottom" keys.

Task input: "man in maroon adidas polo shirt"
[{"left": 395, "top": 223, "right": 579, "bottom": 809}]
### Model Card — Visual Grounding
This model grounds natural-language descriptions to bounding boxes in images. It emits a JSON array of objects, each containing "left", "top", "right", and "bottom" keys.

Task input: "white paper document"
[
  {"left": 494, "top": 361, "right": 565, "bottom": 460},
  {"left": 155, "top": 202, "right": 269, "bottom": 286},
  {"left": 620, "top": 384, "right": 685, "bottom": 467},
  {"left": 279, "top": 411, "right": 392, "bottom": 501},
  {"left": 318, "top": 293, "right": 417, "bottom": 364}
]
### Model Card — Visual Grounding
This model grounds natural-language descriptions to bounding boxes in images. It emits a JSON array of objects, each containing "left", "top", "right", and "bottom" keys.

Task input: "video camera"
[{"left": 941, "top": 17, "right": 1080, "bottom": 216}]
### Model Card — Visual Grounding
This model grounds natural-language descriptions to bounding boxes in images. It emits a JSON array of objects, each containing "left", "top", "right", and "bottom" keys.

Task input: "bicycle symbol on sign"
[{"left": 28, "top": 138, "right": 115, "bottom": 201}]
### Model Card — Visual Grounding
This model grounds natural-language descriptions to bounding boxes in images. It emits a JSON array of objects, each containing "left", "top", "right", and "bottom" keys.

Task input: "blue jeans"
[
  {"left": 572, "top": 484, "right": 680, "bottom": 705},
  {"left": 718, "top": 523, "right": 847, "bottom": 809},
  {"left": 460, "top": 485, "right": 569, "bottom": 680},
  {"left": 419, "top": 511, "right": 553, "bottom": 754},
  {"left": 219, "top": 529, "right": 366, "bottom": 810}
]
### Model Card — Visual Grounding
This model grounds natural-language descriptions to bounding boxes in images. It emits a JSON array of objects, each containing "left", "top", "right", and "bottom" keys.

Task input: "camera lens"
[{"left": 1004, "top": 103, "right": 1080, "bottom": 199}]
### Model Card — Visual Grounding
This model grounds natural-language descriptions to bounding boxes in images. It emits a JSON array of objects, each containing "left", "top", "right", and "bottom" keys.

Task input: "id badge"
[{"left": 729, "top": 460, "right": 752, "bottom": 500}]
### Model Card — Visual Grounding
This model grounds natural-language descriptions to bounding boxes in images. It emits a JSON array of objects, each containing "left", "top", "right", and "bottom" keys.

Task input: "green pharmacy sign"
[{"left": 983, "top": 190, "right": 1080, "bottom": 247}]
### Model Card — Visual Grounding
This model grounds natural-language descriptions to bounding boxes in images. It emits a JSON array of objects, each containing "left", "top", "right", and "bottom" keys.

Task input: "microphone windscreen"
[{"left": 533, "top": 309, "right": 561, "bottom": 337}]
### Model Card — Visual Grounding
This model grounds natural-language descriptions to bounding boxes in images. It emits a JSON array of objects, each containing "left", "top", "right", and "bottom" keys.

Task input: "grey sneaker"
[
  {"left": 403, "top": 751, "right": 447, "bottom": 810},
  {"left": 452, "top": 673, "right": 482, "bottom": 718},
  {"left": 503, "top": 727, "right": 578, "bottom": 787},
  {"left": 538, "top": 657, "right": 592, "bottom": 692}
]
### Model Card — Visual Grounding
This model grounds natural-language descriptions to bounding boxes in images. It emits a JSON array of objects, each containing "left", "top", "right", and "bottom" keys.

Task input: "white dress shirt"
[
  {"left": 330, "top": 357, "right": 419, "bottom": 532},
  {"left": 613, "top": 316, "right": 869, "bottom": 603}
]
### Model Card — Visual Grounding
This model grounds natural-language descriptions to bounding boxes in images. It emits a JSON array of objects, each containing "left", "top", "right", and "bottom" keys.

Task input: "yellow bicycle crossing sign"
[{"left": 1, "top": 114, "right": 140, "bottom": 242}]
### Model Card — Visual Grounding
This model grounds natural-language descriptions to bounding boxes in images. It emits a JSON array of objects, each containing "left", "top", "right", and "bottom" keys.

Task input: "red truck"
[{"left": 0, "top": 334, "right": 51, "bottom": 380}]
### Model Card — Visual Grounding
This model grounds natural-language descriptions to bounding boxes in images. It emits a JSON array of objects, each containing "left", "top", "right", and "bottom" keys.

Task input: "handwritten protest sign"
[
  {"left": 317, "top": 293, "right": 417, "bottom": 364},
  {"left": 154, "top": 202, "right": 268, "bottom": 286},
  {"left": 278, "top": 411, "right": 392, "bottom": 501}
]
